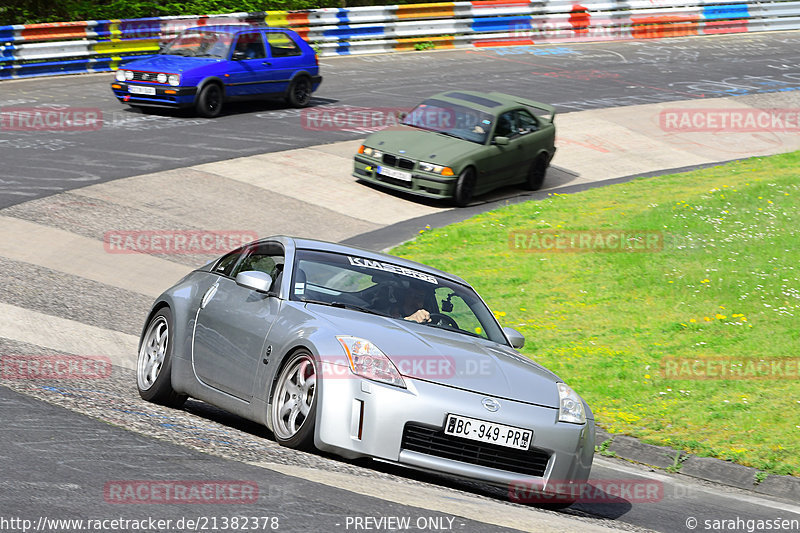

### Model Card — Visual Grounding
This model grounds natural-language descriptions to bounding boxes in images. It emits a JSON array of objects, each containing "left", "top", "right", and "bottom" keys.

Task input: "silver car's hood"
[{"left": 306, "top": 303, "right": 560, "bottom": 408}]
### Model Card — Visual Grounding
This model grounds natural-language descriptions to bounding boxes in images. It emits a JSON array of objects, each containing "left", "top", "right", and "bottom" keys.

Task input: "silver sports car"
[{"left": 137, "top": 236, "right": 594, "bottom": 503}]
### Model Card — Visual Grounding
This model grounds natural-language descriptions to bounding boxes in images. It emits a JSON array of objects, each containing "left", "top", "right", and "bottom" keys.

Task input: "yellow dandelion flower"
[
  {"left": 689, "top": 318, "right": 696, "bottom": 323},
  {"left": 716, "top": 314, "right": 727, "bottom": 320}
]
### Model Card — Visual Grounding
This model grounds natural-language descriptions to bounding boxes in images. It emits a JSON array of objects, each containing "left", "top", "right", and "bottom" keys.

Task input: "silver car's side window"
[
  {"left": 231, "top": 243, "right": 285, "bottom": 290},
  {"left": 214, "top": 249, "right": 243, "bottom": 276}
]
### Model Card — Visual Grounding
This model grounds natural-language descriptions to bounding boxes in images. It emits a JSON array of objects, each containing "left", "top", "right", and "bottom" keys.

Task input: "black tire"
[
  {"left": 453, "top": 167, "right": 476, "bottom": 207},
  {"left": 269, "top": 350, "right": 318, "bottom": 451},
  {"left": 195, "top": 83, "right": 223, "bottom": 118},
  {"left": 286, "top": 77, "right": 312, "bottom": 108},
  {"left": 525, "top": 155, "right": 549, "bottom": 191},
  {"left": 136, "top": 308, "right": 187, "bottom": 407}
]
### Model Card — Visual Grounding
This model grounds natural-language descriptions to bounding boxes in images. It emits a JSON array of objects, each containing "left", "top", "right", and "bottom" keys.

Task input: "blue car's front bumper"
[{"left": 111, "top": 82, "right": 197, "bottom": 108}]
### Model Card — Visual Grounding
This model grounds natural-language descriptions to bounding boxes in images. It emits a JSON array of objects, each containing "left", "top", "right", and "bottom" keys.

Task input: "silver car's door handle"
[{"left": 200, "top": 283, "right": 219, "bottom": 309}]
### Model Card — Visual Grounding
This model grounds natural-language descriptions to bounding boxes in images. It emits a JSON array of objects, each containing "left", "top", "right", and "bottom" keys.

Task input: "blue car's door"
[
  {"left": 260, "top": 31, "right": 311, "bottom": 95},
  {"left": 191, "top": 244, "right": 283, "bottom": 400},
  {"left": 225, "top": 31, "right": 273, "bottom": 97}
]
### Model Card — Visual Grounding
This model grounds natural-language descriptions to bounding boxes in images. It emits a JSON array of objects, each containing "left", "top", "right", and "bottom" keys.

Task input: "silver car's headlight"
[
  {"left": 115, "top": 70, "right": 126, "bottom": 82},
  {"left": 557, "top": 383, "right": 586, "bottom": 424},
  {"left": 336, "top": 336, "right": 406, "bottom": 388}
]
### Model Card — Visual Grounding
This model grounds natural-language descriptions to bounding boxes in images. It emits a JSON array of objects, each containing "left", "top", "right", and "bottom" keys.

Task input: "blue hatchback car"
[{"left": 111, "top": 25, "right": 322, "bottom": 117}]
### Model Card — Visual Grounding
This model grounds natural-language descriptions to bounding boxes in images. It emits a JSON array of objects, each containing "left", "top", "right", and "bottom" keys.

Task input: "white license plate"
[
  {"left": 377, "top": 165, "right": 412, "bottom": 181},
  {"left": 129, "top": 85, "right": 156, "bottom": 95},
  {"left": 444, "top": 414, "right": 532, "bottom": 450}
]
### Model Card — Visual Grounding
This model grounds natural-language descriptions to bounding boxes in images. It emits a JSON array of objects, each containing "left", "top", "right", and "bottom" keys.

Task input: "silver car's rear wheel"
[
  {"left": 137, "top": 308, "right": 186, "bottom": 407},
  {"left": 270, "top": 351, "right": 317, "bottom": 450}
]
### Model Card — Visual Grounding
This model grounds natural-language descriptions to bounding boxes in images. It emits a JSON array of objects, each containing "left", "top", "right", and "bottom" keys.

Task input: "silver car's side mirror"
[
  {"left": 503, "top": 327, "right": 525, "bottom": 349},
  {"left": 235, "top": 271, "right": 273, "bottom": 293}
]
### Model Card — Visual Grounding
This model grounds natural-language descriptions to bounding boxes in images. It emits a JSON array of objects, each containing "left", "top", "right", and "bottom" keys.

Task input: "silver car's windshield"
[
  {"left": 402, "top": 98, "right": 494, "bottom": 144},
  {"left": 291, "top": 249, "right": 506, "bottom": 344},
  {"left": 161, "top": 31, "right": 233, "bottom": 58}
]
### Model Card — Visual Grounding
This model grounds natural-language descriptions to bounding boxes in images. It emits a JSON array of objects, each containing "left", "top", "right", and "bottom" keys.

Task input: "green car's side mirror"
[{"left": 494, "top": 136, "right": 509, "bottom": 145}]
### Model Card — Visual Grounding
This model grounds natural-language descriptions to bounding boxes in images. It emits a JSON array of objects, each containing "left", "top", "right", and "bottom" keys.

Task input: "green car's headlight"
[
  {"left": 419, "top": 161, "right": 454, "bottom": 176},
  {"left": 359, "top": 145, "right": 383, "bottom": 159}
]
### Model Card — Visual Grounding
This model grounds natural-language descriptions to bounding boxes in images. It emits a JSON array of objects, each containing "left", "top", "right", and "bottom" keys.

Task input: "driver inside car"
[{"left": 395, "top": 284, "right": 432, "bottom": 323}]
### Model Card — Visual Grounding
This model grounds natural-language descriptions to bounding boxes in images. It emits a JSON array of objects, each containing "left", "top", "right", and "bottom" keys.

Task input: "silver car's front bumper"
[{"left": 315, "top": 361, "right": 594, "bottom": 491}]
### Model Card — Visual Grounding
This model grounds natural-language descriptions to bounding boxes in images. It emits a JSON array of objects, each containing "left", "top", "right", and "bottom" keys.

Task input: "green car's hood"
[{"left": 366, "top": 126, "right": 479, "bottom": 164}]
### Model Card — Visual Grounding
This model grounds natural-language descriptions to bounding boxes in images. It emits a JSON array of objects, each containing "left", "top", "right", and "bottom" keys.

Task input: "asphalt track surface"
[
  {"left": 2, "top": 31, "right": 800, "bottom": 533},
  {"left": 2, "top": 32, "right": 800, "bottom": 208}
]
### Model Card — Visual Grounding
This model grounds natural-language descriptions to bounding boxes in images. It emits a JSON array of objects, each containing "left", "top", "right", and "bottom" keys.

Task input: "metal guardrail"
[{"left": 2, "top": 1, "right": 799, "bottom": 79}]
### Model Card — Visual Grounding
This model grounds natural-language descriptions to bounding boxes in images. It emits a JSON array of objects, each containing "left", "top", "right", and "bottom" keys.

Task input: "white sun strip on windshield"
[{"left": 347, "top": 256, "right": 438, "bottom": 285}]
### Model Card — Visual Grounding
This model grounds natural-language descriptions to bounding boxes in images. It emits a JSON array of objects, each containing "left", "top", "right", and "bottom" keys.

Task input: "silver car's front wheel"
[
  {"left": 136, "top": 308, "right": 186, "bottom": 407},
  {"left": 270, "top": 351, "right": 317, "bottom": 450}
]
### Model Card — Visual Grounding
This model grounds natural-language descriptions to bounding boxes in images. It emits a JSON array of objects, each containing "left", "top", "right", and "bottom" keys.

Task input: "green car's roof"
[{"left": 424, "top": 90, "right": 555, "bottom": 117}]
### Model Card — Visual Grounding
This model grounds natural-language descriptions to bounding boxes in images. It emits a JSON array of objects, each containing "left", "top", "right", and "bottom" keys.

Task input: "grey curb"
[{"left": 595, "top": 429, "right": 800, "bottom": 502}]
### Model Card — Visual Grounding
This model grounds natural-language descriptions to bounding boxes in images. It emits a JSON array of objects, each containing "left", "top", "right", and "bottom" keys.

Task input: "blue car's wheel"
[
  {"left": 196, "top": 83, "right": 223, "bottom": 118},
  {"left": 286, "top": 77, "right": 312, "bottom": 108}
]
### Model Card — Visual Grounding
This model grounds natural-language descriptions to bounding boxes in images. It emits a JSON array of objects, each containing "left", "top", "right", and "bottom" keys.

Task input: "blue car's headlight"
[
  {"left": 115, "top": 70, "right": 126, "bottom": 82},
  {"left": 168, "top": 74, "right": 180, "bottom": 86},
  {"left": 557, "top": 383, "right": 586, "bottom": 424},
  {"left": 337, "top": 336, "right": 406, "bottom": 388}
]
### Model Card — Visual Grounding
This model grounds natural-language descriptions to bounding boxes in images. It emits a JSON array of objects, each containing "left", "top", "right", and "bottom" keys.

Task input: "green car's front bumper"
[{"left": 353, "top": 155, "right": 457, "bottom": 200}]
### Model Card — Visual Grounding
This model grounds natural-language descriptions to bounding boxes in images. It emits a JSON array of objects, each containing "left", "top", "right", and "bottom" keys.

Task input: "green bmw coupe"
[{"left": 353, "top": 91, "right": 556, "bottom": 206}]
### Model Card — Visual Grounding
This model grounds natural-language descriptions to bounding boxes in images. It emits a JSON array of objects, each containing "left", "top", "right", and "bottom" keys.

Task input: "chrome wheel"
[
  {"left": 138, "top": 315, "right": 168, "bottom": 391},
  {"left": 272, "top": 353, "right": 317, "bottom": 441},
  {"left": 136, "top": 308, "right": 186, "bottom": 407}
]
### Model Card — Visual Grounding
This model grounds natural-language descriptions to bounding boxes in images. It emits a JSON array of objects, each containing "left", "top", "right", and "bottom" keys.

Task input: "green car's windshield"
[
  {"left": 402, "top": 99, "right": 494, "bottom": 144},
  {"left": 161, "top": 31, "right": 233, "bottom": 58},
  {"left": 291, "top": 249, "right": 507, "bottom": 344}
]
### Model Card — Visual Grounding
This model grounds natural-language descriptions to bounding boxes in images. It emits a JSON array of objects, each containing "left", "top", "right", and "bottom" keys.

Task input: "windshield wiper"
[{"left": 302, "top": 299, "right": 388, "bottom": 318}]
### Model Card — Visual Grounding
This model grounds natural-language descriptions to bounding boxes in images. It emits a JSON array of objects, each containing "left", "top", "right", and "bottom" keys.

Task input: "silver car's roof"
[{"left": 261, "top": 235, "right": 471, "bottom": 287}]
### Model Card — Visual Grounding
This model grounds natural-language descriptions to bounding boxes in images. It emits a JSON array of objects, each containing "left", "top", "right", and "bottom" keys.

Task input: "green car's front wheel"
[
  {"left": 525, "top": 155, "right": 549, "bottom": 191},
  {"left": 454, "top": 167, "right": 476, "bottom": 207}
]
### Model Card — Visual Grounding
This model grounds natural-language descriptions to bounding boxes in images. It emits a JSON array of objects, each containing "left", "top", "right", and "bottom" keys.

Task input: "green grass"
[{"left": 392, "top": 151, "right": 800, "bottom": 476}]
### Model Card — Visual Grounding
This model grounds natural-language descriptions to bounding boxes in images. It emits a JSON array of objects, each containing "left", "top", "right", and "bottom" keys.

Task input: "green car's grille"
[{"left": 382, "top": 154, "right": 415, "bottom": 170}]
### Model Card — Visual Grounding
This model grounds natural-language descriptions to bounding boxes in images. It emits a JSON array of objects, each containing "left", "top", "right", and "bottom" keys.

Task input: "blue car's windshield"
[
  {"left": 402, "top": 99, "right": 494, "bottom": 144},
  {"left": 290, "top": 249, "right": 507, "bottom": 344},
  {"left": 161, "top": 31, "right": 233, "bottom": 58}
]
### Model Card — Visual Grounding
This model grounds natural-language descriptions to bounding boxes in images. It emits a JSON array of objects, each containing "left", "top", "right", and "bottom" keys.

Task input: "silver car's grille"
[
  {"left": 401, "top": 423, "right": 550, "bottom": 477},
  {"left": 382, "top": 154, "right": 415, "bottom": 170}
]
